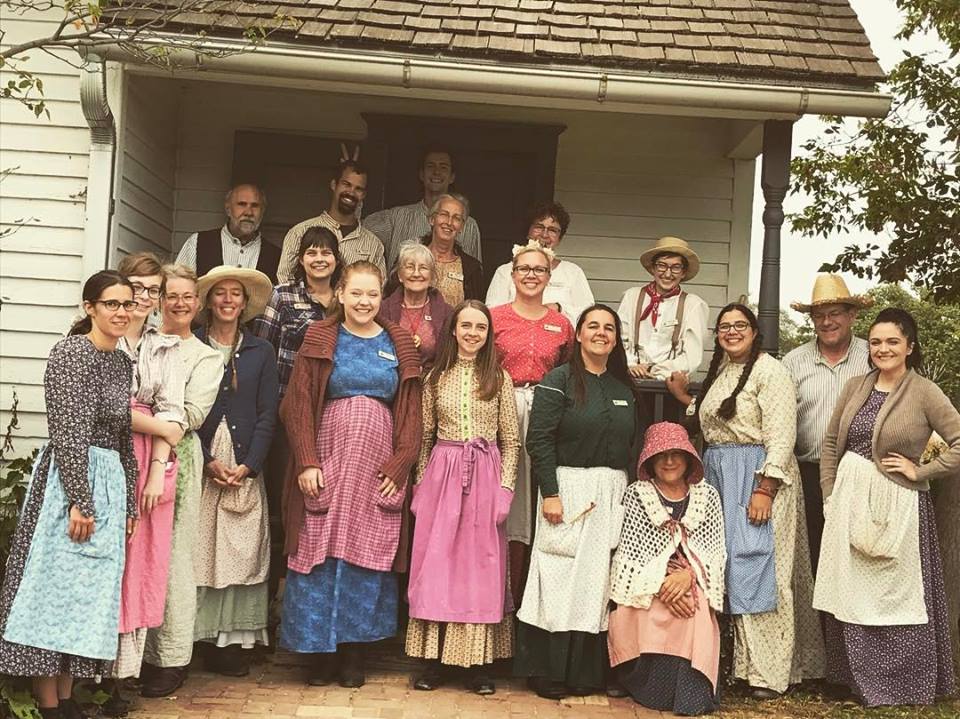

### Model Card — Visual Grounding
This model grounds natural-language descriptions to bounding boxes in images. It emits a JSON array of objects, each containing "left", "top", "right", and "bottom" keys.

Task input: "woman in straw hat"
[
  {"left": 667, "top": 303, "right": 824, "bottom": 699},
  {"left": 192, "top": 266, "right": 278, "bottom": 677},
  {"left": 617, "top": 237, "right": 709, "bottom": 382},
  {"left": 608, "top": 422, "right": 726, "bottom": 715},
  {"left": 140, "top": 265, "right": 224, "bottom": 698},
  {"left": 813, "top": 307, "right": 958, "bottom": 706}
]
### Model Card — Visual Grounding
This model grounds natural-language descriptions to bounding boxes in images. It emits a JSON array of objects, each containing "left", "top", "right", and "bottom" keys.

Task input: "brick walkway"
[{"left": 127, "top": 643, "right": 662, "bottom": 719}]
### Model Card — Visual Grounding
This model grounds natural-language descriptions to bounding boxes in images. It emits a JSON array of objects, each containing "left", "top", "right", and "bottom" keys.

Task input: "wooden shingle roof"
[{"left": 155, "top": 0, "right": 885, "bottom": 89}]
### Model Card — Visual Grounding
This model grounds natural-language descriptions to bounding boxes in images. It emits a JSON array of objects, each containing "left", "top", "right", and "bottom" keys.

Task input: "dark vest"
[{"left": 195, "top": 227, "right": 280, "bottom": 285}]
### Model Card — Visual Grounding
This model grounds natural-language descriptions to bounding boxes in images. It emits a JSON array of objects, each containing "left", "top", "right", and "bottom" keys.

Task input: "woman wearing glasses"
[
  {"left": 385, "top": 194, "right": 482, "bottom": 308},
  {"left": 139, "top": 266, "right": 225, "bottom": 698},
  {"left": 378, "top": 242, "right": 453, "bottom": 370},
  {"left": 106, "top": 253, "right": 187, "bottom": 705},
  {"left": 0, "top": 271, "right": 140, "bottom": 719},
  {"left": 485, "top": 202, "right": 594, "bottom": 326},
  {"left": 490, "top": 241, "right": 574, "bottom": 607},
  {"left": 667, "top": 304, "right": 824, "bottom": 699}
]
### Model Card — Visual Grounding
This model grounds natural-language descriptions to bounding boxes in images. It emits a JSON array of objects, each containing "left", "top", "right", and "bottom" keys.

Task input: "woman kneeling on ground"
[{"left": 608, "top": 422, "right": 726, "bottom": 715}]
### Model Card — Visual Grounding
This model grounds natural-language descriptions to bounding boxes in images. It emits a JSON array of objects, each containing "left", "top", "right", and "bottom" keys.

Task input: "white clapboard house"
[{"left": 0, "top": 0, "right": 889, "bottom": 452}]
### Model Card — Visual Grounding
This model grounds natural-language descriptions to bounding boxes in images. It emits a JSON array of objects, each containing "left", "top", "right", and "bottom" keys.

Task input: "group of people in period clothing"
[{"left": 0, "top": 150, "right": 957, "bottom": 719}]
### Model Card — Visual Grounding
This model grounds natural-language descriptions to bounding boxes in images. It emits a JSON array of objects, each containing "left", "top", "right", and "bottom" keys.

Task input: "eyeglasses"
[
  {"left": 93, "top": 299, "right": 138, "bottom": 312},
  {"left": 715, "top": 321, "right": 752, "bottom": 334},
  {"left": 530, "top": 223, "right": 561, "bottom": 238},
  {"left": 400, "top": 263, "right": 432, "bottom": 275},
  {"left": 654, "top": 261, "right": 685, "bottom": 275},
  {"left": 513, "top": 265, "right": 550, "bottom": 277},
  {"left": 131, "top": 282, "right": 162, "bottom": 299},
  {"left": 164, "top": 293, "right": 199, "bottom": 304},
  {"left": 434, "top": 210, "right": 465, "bottom": 225},
  {"left": 812, "top": 308, "right": 850, "bottom": 323}
]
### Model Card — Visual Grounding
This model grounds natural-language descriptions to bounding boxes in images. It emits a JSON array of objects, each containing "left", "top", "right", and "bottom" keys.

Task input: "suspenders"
[{"left": 633, "top": 290, "right": 687, "bottom": 363}]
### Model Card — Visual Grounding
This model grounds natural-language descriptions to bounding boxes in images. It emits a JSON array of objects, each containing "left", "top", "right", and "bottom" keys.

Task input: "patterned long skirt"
[{"left": 0, "top": 446, "right": 127, "bottom": 675}]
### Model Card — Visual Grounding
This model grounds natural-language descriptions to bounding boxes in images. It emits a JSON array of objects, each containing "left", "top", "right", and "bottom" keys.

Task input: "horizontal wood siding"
[
  {"left": 0, "top": 12, "right": 90, "bottom": 455},
  {"left": 110, "top": 75, "right": 179, "bottom": 263}
]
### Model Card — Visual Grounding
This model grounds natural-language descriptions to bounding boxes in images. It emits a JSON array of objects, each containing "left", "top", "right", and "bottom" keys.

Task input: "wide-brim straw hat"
[
  {"left": 636, "top": 422, "right": 704, "bottom": 484},
  {"left": 790, "top": 273, "right": 874, "bottom": 313},
  {"left": 197, "top": 265, "right": 273, "bottom": 323},
  {"left": 639, "top": 236, "right": 701, "bottom": 282}
]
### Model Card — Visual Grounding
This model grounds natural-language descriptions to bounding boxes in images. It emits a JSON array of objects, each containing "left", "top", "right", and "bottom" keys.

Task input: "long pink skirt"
[
  {"left": 117, "top": 401, "right": 178, "bottom": 633},
  {"left": 408, "top": 439, "right": 513, "bottom": 624}
]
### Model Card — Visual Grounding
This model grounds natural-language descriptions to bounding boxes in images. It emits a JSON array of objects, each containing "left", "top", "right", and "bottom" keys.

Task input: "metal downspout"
[{"left": 79, "top": 53, "right": 116, "bottom": 279}]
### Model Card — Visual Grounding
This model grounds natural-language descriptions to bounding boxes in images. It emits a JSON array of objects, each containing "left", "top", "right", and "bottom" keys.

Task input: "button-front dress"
[
  {"left": 405, "top": 358, "right": 521, "bottom": 667},
  {"left": 0, "top": 336, "right": 138, "bottom": 676}
]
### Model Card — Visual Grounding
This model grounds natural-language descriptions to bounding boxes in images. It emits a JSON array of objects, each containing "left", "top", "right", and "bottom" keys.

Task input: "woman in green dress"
[{"left": 514, "top": 304, "right": 641, "bottom": 699}]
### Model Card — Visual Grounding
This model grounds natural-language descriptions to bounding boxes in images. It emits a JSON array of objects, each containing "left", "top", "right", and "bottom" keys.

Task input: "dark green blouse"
[{"left": 525, "top": 363, "right": 637, "bottom": 497}]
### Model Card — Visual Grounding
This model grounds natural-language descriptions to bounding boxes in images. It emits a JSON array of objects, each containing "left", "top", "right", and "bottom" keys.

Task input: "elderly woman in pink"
[{"left": 607, "top": 422, "right": 726, "bottom": 716}]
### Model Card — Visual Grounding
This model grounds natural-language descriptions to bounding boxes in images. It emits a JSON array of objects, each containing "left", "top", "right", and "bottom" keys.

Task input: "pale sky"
[{"left": 747, "top": 0, "right": 932, "bottom": 317}]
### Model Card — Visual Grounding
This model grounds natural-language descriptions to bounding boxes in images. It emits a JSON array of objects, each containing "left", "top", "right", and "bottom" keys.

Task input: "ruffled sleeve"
[{"left": 756, "top": 355, "right": 798, "bottom": 484}]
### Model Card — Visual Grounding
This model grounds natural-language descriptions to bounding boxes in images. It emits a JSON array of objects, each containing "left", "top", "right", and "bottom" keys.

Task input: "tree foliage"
[
  {"left": 0, "top": 1, "right": 298, "bottom": 117},
  {"left": 789, "top": 0, "right": 960, "bottom": 302}
]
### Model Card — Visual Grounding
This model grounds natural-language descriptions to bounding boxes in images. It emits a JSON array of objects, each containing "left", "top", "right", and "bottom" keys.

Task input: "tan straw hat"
[
  {"left": 639, "top": 236, "right": 701, "bottom": 282},
  {"left": 790, "top": 274, "right": 874, "bottom": 313},
  {"left": 197, "top": 265, "right": 273, "bottom": 323}
]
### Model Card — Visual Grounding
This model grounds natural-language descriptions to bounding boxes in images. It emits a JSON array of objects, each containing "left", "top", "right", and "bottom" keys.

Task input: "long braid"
[
  {"left": 229, "top": 323, "right": 241, "bottom": 392},
  {"left": 717, "top": 333, "right": 762, "bottom": 420},
  {"left": 687, "top": 336, "right": 725, "bottom": 438}
]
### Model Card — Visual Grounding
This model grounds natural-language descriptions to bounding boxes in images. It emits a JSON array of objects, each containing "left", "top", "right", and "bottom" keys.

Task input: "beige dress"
[
  {"left": 699, "top": 353, "right": 825, "bottom": 692},
  {"left": 405, "top": 360, "right": 520, "bottom": 667}
]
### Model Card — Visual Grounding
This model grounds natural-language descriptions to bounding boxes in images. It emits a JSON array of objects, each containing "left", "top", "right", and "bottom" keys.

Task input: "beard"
[{"left": 336, "top": 195, "right": 358, "bottom": 216}]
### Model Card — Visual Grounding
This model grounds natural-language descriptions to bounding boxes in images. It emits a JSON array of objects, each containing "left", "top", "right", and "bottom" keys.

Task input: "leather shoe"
[
  {"left": 530, "top": 677, "right": 567, "bottom": 700},
  {"left": 750, "top": 686, "right": 781, "bottom": 700},
  {"left": 338, "top": 644, "right": 366, "bottom": 688},
  {"left": 566, "top": 685, "right": 594, "bottom": 697},
  {"left": 413, "top": 661, "right": 444, "bottom": 691},
  {"left": 466, "top": 671, "right": 495, "bottom": 696},
  {"left": 208, "top": 645, "right": 250, "bottom": 677},
  {"left": 140, "top": 666, "right": 187, "bottom": 698},
  {"left": 605, "top": 680, "right": 629, "bottom": 698},
  {"left": 58, "top": 699, "right": 89, "bottom": 719},
  {"left": 307, "top": 652, "right": 337, "bottom": 686}
]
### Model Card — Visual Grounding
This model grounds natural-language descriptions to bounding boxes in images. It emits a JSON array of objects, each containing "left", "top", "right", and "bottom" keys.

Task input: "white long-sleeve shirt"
[
  {"left": 616, "top": 286, "right": 710, "bottom": 379},
  {"left": 485, "top": 259, "right": 594, "bottom": 327}
]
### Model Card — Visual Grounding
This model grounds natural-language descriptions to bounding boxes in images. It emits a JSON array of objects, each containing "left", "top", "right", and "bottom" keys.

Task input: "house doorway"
[{"left": 231, "top": 115, "right": 564, "bottom": 286}]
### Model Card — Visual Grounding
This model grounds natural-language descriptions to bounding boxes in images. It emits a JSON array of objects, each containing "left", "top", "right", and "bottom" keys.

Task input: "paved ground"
[{"left": 126, "top": 642, "right": 661, "bottom": 719}]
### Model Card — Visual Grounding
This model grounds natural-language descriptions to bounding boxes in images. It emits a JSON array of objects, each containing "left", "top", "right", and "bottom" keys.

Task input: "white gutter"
[
  {"left": 90, "top": 34, "right": 891, "bottom": 119},
  {"left": 79, "top": 53, "right": 116, "bottom": 279}
]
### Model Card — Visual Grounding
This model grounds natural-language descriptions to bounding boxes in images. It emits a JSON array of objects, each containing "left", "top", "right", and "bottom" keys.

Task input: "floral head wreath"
[{"left": 511, "top": 239, "right": 556, "bottom": 262}]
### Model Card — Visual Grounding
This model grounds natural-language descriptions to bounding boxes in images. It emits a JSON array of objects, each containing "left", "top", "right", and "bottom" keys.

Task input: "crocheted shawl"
[{"left": 610, "top": 480, "right": 726, "bottom": 612}]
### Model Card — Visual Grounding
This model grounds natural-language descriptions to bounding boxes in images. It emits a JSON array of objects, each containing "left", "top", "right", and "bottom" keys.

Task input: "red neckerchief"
[{"left": 638, "top": 282, "right": 681, "bottom": 327}]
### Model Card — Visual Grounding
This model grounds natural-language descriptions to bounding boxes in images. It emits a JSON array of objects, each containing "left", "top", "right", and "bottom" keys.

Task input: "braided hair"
[
  {"left": 689, "top": 303, "right": 763, "bottom": 436},
  {"left": 202, "top": 281, "right": 248, "bottom": 392}
]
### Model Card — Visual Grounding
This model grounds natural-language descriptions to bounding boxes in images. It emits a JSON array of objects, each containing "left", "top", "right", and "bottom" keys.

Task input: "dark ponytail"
[
  {"left": 68, "top": 270, "right": 133, "bottom": 336},
  {"left": 688, "top": 303, "right": 762, "bottom": 435}
]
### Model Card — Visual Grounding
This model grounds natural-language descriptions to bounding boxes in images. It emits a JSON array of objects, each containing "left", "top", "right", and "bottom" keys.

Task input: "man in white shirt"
[
  {"left": 783, "top": 274, "right": 872, "bottom": 576},
  {"left": 364, "top": 146, "right": 482, "bottom": 271},
  {"left": 277, "top": 160, "right": 386, "bottom": 283},
  {"left": 485, "top": 202, "right": 594, "bottom": 326},
  {"left": 175, "top": 183, "right": 280, "bottom": 284}
]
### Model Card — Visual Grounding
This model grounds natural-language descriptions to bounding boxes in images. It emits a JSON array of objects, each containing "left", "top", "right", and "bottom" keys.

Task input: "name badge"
[
  {"left": 293, "top": 302, "right": 312, "bottom": 310},
  {"left": 543, "top": 323, "right": 562, "bottom": 333},
  {"left": 448, "top": 272, "right": 464, "bottom": 282},
  {"left": 378, "top": 350, "right": 397, "bottom": 361},
  {"left": 612, "top": 399, "right": 629, "bottom": 407},
  {"left": 663, "top": 319, "right": 679, "bottom": 328},
  {"left": 424, "top": 315, "right": 432, "bottom": 321}
]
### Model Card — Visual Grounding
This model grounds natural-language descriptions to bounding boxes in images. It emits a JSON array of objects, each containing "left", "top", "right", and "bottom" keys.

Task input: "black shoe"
[
  {"left": 566, "top": 684, "right": 594, "bottom": 697},
  {"left": 605, "top": 679, "right": 629, "bottom": 698},
  {"left": 140, "top": 666, "right": 187, "bottom": 698},
  {"left": 530, "top": 676, "right": 567, "bottom": 700},
  {"left": 750, "top": 686, "right": 781, "bottom": 700},
  {"left": 99, "top": 682, "right": 132, "bottom": 717},
  {"left": 307, "top": 653, "right": 338, "bottom": 687},
  {"left": 413, "top": 661, "right": 444, "bottom": 691},
  {"left": 208, "top": 645, "right": 250, "bottom": 677},
  {"left": 38, "top": 709, "right": 62, "bottom": 719},
  {"left": 337, "top": 644, "right": 366, "bottom": 688},
  {"left": 58, "top": 699, "right": 89, "bottom": 719},
  {"left": 466, "top": 670, "right": 495, "bottom": 696}
]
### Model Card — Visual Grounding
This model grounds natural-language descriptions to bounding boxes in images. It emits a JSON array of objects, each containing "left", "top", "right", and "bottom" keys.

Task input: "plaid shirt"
[{"left": 252, "top": 281, "right": 327, "bottom": 399}]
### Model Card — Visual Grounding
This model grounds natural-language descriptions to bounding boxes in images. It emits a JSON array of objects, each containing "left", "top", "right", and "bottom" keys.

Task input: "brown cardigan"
[
  {"left": 279, "top": 317, "right": 423, "bottom": 557},
  {"left": 820, "top": 369, "right": 960, "bottom": 498}
]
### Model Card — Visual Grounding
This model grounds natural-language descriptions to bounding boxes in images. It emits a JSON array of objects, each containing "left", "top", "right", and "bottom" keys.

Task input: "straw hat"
[
  {"left": 639, "top": 236, "right": 700, "bottom": 281},
  {"left": 789, "top": 274, "right": 874, "bottom": 313},
  {"left": 197, "top": 265, "right": 273, "bottom": 323},
  {"left": 636, "top": 422, "right": 704, "bottom": 484}
]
